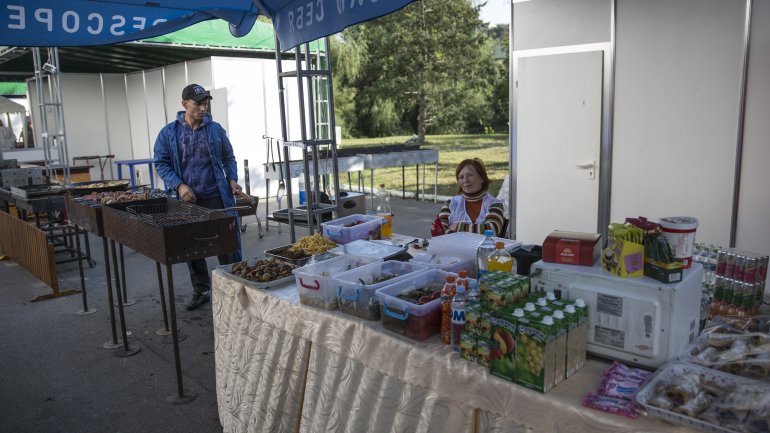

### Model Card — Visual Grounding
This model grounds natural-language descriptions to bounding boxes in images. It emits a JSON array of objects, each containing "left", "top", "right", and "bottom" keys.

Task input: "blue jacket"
[{"left": 153, "top": 112, "right": 238, "bottom": 209}]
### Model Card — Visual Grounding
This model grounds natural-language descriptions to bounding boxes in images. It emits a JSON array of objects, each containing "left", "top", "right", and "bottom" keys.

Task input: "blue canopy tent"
[{"left": 1, "top": 0, "right": 417, "bottom": 49}]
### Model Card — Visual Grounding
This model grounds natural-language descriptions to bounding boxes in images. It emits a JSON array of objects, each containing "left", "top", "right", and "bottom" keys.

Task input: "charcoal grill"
[{"left": 102, "top": 197, "right": 238, "bottom": 403}]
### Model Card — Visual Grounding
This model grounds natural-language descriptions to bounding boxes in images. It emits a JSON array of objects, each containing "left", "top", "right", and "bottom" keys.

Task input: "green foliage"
[{"left": 332, "top": 0, "right": 506, "bottom": 140}]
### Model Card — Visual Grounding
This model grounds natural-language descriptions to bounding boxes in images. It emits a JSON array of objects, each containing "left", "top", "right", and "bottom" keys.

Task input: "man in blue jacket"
[{"left": 154, "top": 84, "right": 242, "bottom": 311}]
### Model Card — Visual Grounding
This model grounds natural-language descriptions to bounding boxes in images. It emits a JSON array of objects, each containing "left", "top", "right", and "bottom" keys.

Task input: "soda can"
[
  {"left": 758, "top": 256, "right": 769, "bottom": 284},
  {"left": 716, "top": 249, "right": 728, "bottom": 277},
  {"left": 743, "top": 256, "right": 757, "bottom": 283},
  {"left": 734, "top": 255, "right": 746, "bottom": 282},
  {"left": 725, "top": 252, "right": 736, "bottom": 279}
]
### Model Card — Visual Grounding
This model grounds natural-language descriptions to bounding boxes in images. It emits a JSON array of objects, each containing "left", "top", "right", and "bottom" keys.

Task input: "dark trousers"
[{"left": 187, "top": 196, "right": 234, "bottom": 294}]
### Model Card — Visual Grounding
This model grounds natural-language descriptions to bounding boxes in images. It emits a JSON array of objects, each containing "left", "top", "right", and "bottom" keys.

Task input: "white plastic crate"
[
  {"left": 321, "top": 214, "right": 383, "bottom": 244},
  {"left": 292, "top": 254, "right": 380, "bottom": 310},
  {"left": 376, "top": 269, "right": 457, "bottom": 341},
  {"left": 409, "top": 253, "right": 477, "bottom": 278},
  {"left": 334, "top": 260, "right": 430, "bottom": 320}
]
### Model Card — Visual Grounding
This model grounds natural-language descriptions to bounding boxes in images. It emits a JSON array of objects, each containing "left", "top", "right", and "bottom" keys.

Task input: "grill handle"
[{"left": 192, "top": 234, "right": 220, "bottom": 242}]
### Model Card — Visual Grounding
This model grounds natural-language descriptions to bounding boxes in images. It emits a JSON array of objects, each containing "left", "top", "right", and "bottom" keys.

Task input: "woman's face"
[{"left": 457, "top": 164, "right": 483, "bottom": 195}]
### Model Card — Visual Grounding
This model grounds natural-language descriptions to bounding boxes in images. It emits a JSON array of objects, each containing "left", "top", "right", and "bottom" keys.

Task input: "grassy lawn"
[{"left": 339, "top": 134, "right": 510, "bottom": 197}]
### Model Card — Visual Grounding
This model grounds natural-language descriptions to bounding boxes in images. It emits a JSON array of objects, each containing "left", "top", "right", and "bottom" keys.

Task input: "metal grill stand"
[{"left": 101, "top": 197, "right": 237, "bottom": 404}]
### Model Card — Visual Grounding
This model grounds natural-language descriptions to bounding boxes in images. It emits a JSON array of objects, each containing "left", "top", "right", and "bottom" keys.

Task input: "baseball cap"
[{"left": 182, "top": 84, "right": 212, "bottom": 102}]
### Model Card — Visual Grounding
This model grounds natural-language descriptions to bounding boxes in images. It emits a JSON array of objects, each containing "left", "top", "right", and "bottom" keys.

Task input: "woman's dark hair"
[{"left": 455, "top": 158, "right": 490, "bottom": 194}]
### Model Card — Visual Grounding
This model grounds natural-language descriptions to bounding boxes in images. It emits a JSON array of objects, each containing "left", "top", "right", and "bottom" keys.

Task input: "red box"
[{"left": 542, "top": 231, "right": 601, "bottom": 266}]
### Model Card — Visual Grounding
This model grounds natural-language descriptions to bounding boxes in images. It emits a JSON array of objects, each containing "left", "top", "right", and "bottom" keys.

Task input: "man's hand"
[
  {"left": 177, "top": 183, "right": 197, "bottom": 203},
  {"left": 447, "top": 223, "right": 458, "bottom": 232},
  {"left": 229, "top": 180, "right": 242, "bottom": 195}
]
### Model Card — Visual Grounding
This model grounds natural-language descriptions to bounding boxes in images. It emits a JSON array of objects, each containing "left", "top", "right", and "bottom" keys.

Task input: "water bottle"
[
  {"left": 298, "top": 174, "right": 307, "bottom": 206},
  {"left": 476, "top": 229, "right": 496, "bottom": 279},
  {"left": 450, "top": 284, "right": 468, "bottom": 350},
  {"left": 374, "top": 184, "right": 392, "bottom": 237},
  {"left": 467, "top": 279, "right": 480, "bottom": 304}
]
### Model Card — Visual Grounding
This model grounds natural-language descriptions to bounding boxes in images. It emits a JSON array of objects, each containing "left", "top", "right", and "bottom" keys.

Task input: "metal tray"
[
  {"left": 10, "top": 183, "right": 67, "bottom": 198},
  {"left": 636, "top": 362, "right": 770, "bottom": 433},
  {"left": 218, "top": 259, "right": 296, "bottom": 290},
  {"left": 265, "top": 244, "right": 311, "bottom": 267},
  {"left": 68, "top": 180, "right": 130, "bottom": 196}
]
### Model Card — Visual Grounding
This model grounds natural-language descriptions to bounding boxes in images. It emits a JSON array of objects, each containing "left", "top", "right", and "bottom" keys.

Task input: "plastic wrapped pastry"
[{"left": 679, "top": 391, "right": 713, "bottom": 418}]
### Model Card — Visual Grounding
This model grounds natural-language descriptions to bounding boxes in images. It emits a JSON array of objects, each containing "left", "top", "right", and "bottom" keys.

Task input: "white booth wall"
[
  {"left": 512, "top": 0, "right": 770, "bottom": 256},
  {"left": 23, "top": 56, "right": 304, "bottom": 196}
]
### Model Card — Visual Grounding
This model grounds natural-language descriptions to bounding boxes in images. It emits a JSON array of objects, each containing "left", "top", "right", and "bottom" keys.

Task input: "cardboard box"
[
  {"left": 644, "top": 258, "right": 684, "bottom": 284},
  {"left": 543, "top": 231, "right": 601, "bottom": 266}
]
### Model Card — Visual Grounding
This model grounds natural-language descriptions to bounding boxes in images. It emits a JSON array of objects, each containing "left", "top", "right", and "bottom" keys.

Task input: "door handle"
[{"left": 575, "top": 161, "right": 595, "bottom": 179}]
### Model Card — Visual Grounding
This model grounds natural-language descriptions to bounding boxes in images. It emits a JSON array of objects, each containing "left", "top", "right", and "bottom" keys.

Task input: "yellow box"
[{"left": 602, "top": 238, "right": 644, "bottom": 278}]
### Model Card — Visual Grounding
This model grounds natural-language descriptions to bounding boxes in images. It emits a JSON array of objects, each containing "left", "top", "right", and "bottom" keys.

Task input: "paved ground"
[{"left": 0, "top": 195, "right": 443, "bottom": 433}]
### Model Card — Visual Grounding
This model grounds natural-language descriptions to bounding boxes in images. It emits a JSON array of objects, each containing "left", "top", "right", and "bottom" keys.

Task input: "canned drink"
[
  {"left": 758, "top": 256, "right": 769, "bottom": 283},
  {"left": 716, "top": 249, "right": 728, "bottom": 277},
  {"left": 734, "top": 255, "right": 746, "bottom": 282},
  {"left": 725, "top": 252, "right": 736, "bottom": 279},
  {"left": 743, "top": 256, "right": 757, "bottom": 283}
]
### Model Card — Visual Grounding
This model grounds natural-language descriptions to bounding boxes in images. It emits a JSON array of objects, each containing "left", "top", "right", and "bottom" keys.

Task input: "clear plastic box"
[
  {"left": 409, "top": 253, "right": 477, "bottom": 278},
  {"left": 334, "top": 260, "right": 430, "bottom": 320},
  {"left": 321, "top": 214, "right": 383, "bottom": 244},
  {"left": 293, "top": 254, "right": 380, "bottom": 310},
  {"left": 376, "top": 269, "right": 457, "bottom": 341}
]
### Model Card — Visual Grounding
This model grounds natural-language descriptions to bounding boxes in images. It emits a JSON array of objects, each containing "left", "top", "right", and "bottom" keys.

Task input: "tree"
[{"left": 334, "top": 0, "right": 498, "bottom": 141}]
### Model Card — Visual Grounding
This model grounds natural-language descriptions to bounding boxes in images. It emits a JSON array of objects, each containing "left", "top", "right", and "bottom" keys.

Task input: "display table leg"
[
  {"left": 110, "top": 240, "right": 140, "bottom": 358},
  {"left": 155, "top": 262, "right": 186, "bottom": 342},
  {"left": 102, "top": 237, "right": 122, "bottom": 349},
  {"left": 165, "top": 264, "right": 197, "bottom": 404},
  {"left": 74, "top": 225, "right": 96, "bottom": 316}
]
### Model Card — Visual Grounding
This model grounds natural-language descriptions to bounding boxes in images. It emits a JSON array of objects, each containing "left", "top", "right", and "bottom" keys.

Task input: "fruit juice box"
[
  {"left": 488, "top": 308, "right": 523, "bottom": 382},
  {"left": 479, "top": 308, "right": 493, "bottom": 338},
  {"left": 465, "top": 303, "right": 486, "bottom": 337},
  {"left": 550, "top": 310, "right": 568, "bottom": 385},
  {"left": 460, "top": 331, "right": 477, "bottom": 362},
  {"left": 476, "top": 337, "right": 493, "bottom": 368},
  {"left": 562, "top": 304, "right": 580, "bottom": 378},
  {"left": 515, "top": 315, "right": 556, "bottom": 393},
  {"left": 574, "top": 300, "right": 589, "bottom": 372}
]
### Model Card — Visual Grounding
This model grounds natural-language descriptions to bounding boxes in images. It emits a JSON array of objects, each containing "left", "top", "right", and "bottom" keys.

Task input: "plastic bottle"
[
  {"left": 476, "top": 229, "right": 496, "bottom": 279},
  {"left": 440, "top": 275, "right": 457, "bottom": 344},
  {"left": 467, "top": 279, "right": 481, "bottom": 304},
  {"left": 487, "top": 242, "right": 515, "bottom": 273},
  {"left": 374, "top": 184, "right": 393, "bottom": 238},
  {"left": 457, "top": 270, "right": 469, "bottom": 289},
  {"left": 298, "top": 174, "right": 307, "bottom": 206},
  {"left": 450, "top": 284, "right": 468, "bottom": 350}
]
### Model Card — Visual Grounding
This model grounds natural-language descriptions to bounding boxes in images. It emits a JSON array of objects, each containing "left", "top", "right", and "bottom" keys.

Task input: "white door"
[{"left": 516, "top": 50, "right": 603, "bottom": 244}]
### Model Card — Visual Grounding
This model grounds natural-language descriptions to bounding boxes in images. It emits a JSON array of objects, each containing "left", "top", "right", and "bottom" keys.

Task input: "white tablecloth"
[{"left": 212, "top": 270, "right": 696, "bottom": 433}]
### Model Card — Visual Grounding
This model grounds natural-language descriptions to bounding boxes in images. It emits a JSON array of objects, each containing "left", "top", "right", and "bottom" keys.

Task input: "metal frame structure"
[
  {"left": 31, "top": 47, "right": 70, "bottom": 184},
  {"left": 275, "top": 37, "right": 340, "bottom": 243}
]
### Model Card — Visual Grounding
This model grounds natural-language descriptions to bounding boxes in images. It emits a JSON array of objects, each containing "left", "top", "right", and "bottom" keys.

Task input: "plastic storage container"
[
  {"left": 335, "top": 260, "right": 430, "bottom": 320},
  {"left": 409, "top": 253, "right": 476, "bottom": 278},
  {"left": 292, "top": 254, "right": 380, "bottom": 310},
  {"left": 321, "top": 214, "right": 383, "bottom": 244},
  {"left": 376, "top": 269, "right": 457, "bottom": 341}
]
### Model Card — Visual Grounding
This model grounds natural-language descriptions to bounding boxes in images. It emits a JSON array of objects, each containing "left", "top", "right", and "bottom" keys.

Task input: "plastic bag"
[{"left": 430, "top": 214, "right": 445, "bottom": 238}]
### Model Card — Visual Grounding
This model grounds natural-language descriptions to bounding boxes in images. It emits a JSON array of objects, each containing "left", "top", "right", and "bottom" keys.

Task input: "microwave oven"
[{"left": 530, "top": 260, "right": 703, "bottom": 368}]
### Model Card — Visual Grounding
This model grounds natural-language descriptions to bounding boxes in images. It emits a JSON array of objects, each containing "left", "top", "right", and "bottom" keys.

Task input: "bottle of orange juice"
[{"left": 487, "top": 242, "right": 515, "bottom": 273}]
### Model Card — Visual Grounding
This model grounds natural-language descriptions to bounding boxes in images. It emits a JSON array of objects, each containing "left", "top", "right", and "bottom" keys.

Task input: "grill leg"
[
  {"left": 165, "top": 264, "right": 197, "bottom": 404},
  {"left": 75, "top": 225, "right": 96, "bottom": 316},
  {"left": 83, "top": 228, "right": 95, "bottom": 268},
  {"left": 118, "top": 244, "right": 135, "bottom": 306},
  {"left": 155, "top": 262, "right": 172, "bottom": 336},
  {"left": 110, "top": 240, "right": 140, "bottom": 358},
  {"left": 102, "top": 237, "right": 122, "bottom": 349}
]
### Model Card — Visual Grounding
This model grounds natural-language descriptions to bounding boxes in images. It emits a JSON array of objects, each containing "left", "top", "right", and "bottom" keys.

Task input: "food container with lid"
[
  {"left": 375, "top": 269, "right": 456, "bottom": 341},
  {"left": 334, "top": 260, "right": 430, "bottom": 320},
  {"left": 321, "top": 214, "right": 383, "bottom": 244},
  {"left": 292, "top": 254, "right": 380, "bottom": 310}
]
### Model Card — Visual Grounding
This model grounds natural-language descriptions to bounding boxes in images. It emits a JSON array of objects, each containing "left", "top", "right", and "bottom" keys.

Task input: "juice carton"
[
  {"left": 476, "top": 337, "right": 493, "bottom": 368},
  {"left": 563, "top": 304, "right": 580, "bottom": 378},
  {"left": 460, "top": 331, "right": 476, "bottom": 362},
  {"left": 515, "top": 315, "right": 556, "bottom": 393},
  {"left": 488, "top": 308, "right": 523, "bottom": 382},
  {"left": 550, "top": 309, "right": 568, "bottom": 385},
  {"left": 574, "top": 299, "right": 589, "bottom": 372},
  {"left": 479, "top": 308, "right": 493, "bottom": 338},
  {"left": 480, "top": 272, "right": 529, "bottom": 310},
  {"left": 465, "top": 303, "right": 484, "bottom": 336}
]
